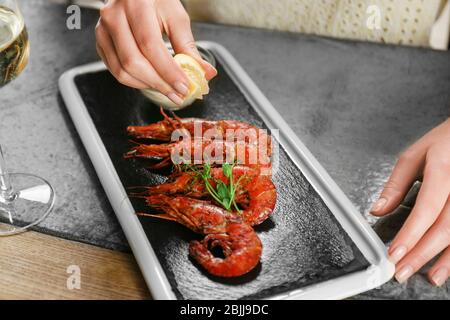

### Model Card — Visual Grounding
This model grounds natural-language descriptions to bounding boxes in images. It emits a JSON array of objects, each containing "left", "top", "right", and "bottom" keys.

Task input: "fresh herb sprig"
[{"left": 179, "top": 162, "right": 241, "bottom": 212}]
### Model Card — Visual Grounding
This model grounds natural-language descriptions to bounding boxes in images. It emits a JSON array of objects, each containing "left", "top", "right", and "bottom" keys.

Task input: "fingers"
[
  {"left": 125, "top": 0, "right": 191, "bottom": 95},
  {"left": 393, "top": 199, "right": 450, "bottom": 283},
  {"left": 370, "top": 147, "right": 425, "bottom": 216},
  {"left": 95, "top": 26, "right": 148, "bottom": 89},
  {"left": 97, "top": 4, "right": 185, "bottom": 105},
  {"left": 388, "top": 147, "right": 450, "bottom": 264},
  {"left": 170, "top": 28, "right": 218, "bottom": 81},
  {"left": 158, "top": 0, "right": 217, "bottom": 80},
  {"left": 429, "top": 246, "right": 450, "bottom": 287},
  {"left": 95, "top": 0, "right": 216, "bottom": 102},
  {"left": 371, "top": 121, "right": 450, "bottom": 286}
]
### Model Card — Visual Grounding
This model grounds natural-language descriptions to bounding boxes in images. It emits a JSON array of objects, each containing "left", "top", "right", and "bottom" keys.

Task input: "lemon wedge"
[{"left": 141, "top": 54, "right": 210, "bottom": 110}]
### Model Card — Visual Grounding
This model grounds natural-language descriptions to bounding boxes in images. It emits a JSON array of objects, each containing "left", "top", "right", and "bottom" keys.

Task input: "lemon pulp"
[{"left": 141, "top": 53, "right": 210, "bottom": 110}]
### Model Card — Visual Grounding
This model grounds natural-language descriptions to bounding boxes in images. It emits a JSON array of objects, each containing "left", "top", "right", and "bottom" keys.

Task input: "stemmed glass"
[{"left": 0, "top": 0, "right": 55, "bottom": 235}]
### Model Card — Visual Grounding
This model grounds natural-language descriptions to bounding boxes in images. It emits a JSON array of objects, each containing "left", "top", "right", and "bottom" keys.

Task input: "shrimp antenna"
[
  {"left": 127, "top": 186, "right": 150, "bottom": 190},
  {"left": 170, "top": 110, "right": 183, "bottom": 123},
  {"left": 159, "top": 106, "right": 171, "bottom": 121},
  {"left": 128, "top": 139, "right": 143, "bottom": 146},
  {"left": 159, "top": 106, "right": 183, "bottom": 128},
  {"left": 137, "top": 212, "right": 177, "bottom": 222},
  {"left": 129, "top": 194, "right": 148, "bottom": 199},
  {"left": 160, "top": 106, "right": 179, "bottom": 126},
  {"left": 126, "top": 186, "right": 150, "bottom": 196}
]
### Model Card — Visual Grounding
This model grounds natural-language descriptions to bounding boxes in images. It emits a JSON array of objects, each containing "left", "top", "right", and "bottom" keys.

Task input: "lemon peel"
[{"left": 141, "top": 54, "right": 210, "bottom": 110}]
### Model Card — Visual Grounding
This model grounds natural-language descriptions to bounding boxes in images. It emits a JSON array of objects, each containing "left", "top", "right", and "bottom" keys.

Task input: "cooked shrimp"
[
  {"left": 124, "top": 139, "right": 272, "bottom": 171},
  {"left": 139, "top": 195, "right": 262, "bottom": 277},
  {"left": 132, "top": 166, "right": 276, "bottom": 226},
  {"left": 127, "top": 107, "right": 269, "bottom": 146}
]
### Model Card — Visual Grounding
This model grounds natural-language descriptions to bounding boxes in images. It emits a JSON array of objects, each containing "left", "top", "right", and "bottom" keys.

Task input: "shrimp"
[
  {"left": 131, "top": 166, "right": 276, "bottom": 226},
  {"left": 139, "top": 195, "right": 262, "bottom": 277},
  {"left": 127, "top": 107, "right": 269, "bottom": 145},
  {"left": 124, "top": 139, "right": 272, "bottom": 171},
  {"left": 189, "top": 222, "right": 262, "bottom": 278}
]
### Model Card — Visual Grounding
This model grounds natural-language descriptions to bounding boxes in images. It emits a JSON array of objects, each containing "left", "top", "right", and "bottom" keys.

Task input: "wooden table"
[{"left": 0, "top": 229, "right": 151, "bottom": 299}]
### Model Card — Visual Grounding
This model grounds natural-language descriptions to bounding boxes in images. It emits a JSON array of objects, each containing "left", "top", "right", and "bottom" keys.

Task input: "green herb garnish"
[{"left": 180, "top": 162, "right": 241, "bottom": 212}]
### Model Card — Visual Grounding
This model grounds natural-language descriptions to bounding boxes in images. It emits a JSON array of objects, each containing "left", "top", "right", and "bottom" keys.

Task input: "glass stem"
[{"left": 0, "top": 145, "right": 15, "bottom": 201}]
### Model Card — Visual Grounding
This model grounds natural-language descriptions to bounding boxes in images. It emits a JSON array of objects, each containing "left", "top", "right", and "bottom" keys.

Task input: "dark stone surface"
[
  {"left": 74, "top": 66, "right": 369, "bottom": 300},
  {"left": 1, "top": 0, "right": 449, "bottom": 298}
]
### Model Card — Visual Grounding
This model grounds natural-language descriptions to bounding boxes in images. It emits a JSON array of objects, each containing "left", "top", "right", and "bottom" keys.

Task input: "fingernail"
[
  {"left": 167, "top": 93, "right": 184, "bottom": 106},
  {"left": 370, "top": 197, "right": 387, "bottom": 213},
  {"left": 395, "top": 265, "right": 413, "bottom": 283},
  {"left": 202, "top": 61, "right": 217, "bottom": 79},
  {"left": 207, "top": 63, "right": 218, "bottom": 76},
  {"left": 173, "top": 81, "right": 189, "bottom": 96},
  {"left": 389, "top": 245, "right": 407, "bottom": 264},
  {"left": 431, "top": 267, "right": 448, "bottom": 287},
  {"left": 207, "top": 62, "right": 217, "bottom": 74}
]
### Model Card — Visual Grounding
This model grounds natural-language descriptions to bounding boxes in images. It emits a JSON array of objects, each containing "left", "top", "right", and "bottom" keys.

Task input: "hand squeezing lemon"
[{"left": 141, "top": 54, "right": 210, "bottom": 110}]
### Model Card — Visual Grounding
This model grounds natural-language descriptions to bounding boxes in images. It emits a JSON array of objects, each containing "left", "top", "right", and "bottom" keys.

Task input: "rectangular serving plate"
[{"left": 59, "top": 41, "right": 394, "bottom": 300}]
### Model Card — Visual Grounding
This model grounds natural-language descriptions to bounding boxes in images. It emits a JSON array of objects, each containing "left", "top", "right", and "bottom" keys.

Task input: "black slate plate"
[{"left": 74, "top": 61, "right": 369, "bottom": 300}]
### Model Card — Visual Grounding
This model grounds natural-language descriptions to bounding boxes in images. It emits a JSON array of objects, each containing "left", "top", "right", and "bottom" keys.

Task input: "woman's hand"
[
  {"left": 95, "top": 0, "right": 217, "bottom": 105},
  {"left": 371, "top": 119, "right": 450, "bottom": 286}
]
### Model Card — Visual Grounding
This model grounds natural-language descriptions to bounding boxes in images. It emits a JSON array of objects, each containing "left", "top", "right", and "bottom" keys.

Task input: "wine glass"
[{"left": 0, "top": 0, "right": 55, "bottom": 235}]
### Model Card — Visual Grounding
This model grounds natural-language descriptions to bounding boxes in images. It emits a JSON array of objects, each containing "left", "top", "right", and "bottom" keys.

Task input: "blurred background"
[{"left": 58, "top": 0, "right": 449, "bottom": 49}]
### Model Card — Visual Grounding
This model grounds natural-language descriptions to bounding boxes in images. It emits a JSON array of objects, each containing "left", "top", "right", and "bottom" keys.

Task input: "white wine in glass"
[
  {"left": 0, "top": 0, "right": 55, "bottom": 235},
  {"left": 0, "top": 0, "right": 28, "bottom": 86}
]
